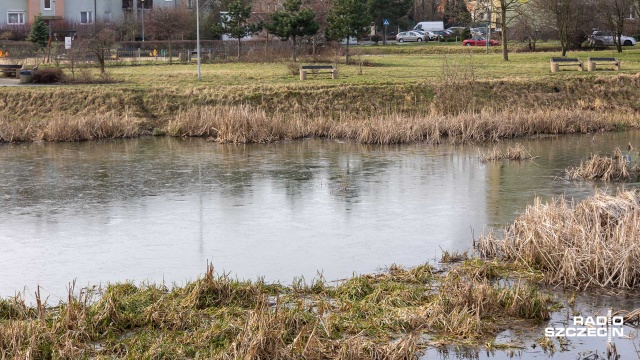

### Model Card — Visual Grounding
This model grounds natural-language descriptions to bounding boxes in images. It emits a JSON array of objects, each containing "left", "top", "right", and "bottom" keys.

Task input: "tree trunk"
[
  {"left": 345, "top": 38, "right": 350, "bottom": 65},
  {"left": 501, "top": 6, "right": 508, "bottom": 61},
  {"left": 237, "top": 37, "right": 241, "bottom": 59},
  {"left": 169, "top": 39, "right": 173, "bottom": 64},
  {"left": 292, "top": 36, "right": 297, "bottom": 62}
]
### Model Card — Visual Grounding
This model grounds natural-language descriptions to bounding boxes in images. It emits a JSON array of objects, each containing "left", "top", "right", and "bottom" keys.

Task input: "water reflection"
[{"left": 1, "top": 132, "right": 639, "bottom": 298}]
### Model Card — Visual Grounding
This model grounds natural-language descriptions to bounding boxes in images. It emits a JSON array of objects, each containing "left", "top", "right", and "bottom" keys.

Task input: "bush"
[
  {"left": 370, "top": 34, "right": 381, "bottom": 44},
  {"left": 32, "top": 68, "right": 65, "bottom": 84}
]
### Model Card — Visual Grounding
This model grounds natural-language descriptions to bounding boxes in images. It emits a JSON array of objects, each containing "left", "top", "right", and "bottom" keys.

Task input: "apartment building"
[{"left": 1, "top": 0, "right": 187, "bottom": 27}]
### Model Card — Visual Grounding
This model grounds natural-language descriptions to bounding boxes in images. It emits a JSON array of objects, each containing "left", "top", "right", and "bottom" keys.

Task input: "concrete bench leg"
[
  {"left": 615, "top": 62, "right": 620, "bottom": 71},
  {"left": 587, "top": 61, "right": 596, "bottom": 72},
  {"left": 578, "top": 63, "right": 584, "bottom": 71},
  {"left": 299, "top": 70, "right": 307, "bottom": 81},
  {"left": 550, "top": 63, "right": 559, "bottom": 73},
  {"left": 332, "top": 69, "right": 338, "bottom": 79}
]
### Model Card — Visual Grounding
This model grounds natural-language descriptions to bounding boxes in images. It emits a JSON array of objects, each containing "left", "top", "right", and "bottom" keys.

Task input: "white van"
[{"left": 413, "top": 21, "right": 444, "bottom": 32}]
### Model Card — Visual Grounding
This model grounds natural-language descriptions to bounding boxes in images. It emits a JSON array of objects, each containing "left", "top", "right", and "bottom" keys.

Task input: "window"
[
  {"left": 80, "top": 11, "right": 93, "bottom": 24},
  {"left": 7, "top": 12, "right": 25, "bottom": 25},
  {"left": 44, "top": 0, "right": 51, "bottom": 10}
]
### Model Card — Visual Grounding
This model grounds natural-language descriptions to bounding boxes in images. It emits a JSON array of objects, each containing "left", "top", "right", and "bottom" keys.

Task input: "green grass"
[{"left": 55, "top": 44, "right": 640, "bottom": 88}]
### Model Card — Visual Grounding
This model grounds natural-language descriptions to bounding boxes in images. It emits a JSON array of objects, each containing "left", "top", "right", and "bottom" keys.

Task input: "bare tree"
[
  {"left": 146, "top": 7, "right": 191, "bottom": 63},
  {"left": 79, "top": 21, "right": 116, "bottom": 74},
  {"left": 496, "top": 0, "right": 522, "bottom": 61},
  {"left": 532, "top": 0, "right": 593, "bottom": 56},
  {"left": 597, "top": 0, "right": 635, "bottom": 52},
  {"left": 511, "top": 3, "right": 549, "bottom": 52}
]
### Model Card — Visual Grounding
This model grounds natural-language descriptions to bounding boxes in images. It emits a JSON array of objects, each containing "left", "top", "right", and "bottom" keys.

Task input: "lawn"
[{"left": 95, "top": 43, "right": 640, "bottom": 89}]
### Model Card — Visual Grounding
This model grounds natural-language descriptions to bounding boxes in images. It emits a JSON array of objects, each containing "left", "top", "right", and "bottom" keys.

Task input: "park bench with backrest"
[
  {"left": 550, "top": 58, "right": 583, "bottom": 73},
  {"left": 299, "top": 65, "right": 337, "bottom": 80},
  {"left": 0, "top": 64, "right": 23, "bottom": 78},
  {"left": 587, "top": 57, "right": 620, "bottom": 71}
]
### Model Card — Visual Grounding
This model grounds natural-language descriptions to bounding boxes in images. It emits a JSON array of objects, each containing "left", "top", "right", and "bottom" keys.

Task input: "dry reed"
[
  {"left": 0, "top": 112, "right": 142, "bottom": 142},
  {"left": 162, "top": 106, "right": 638, "bottom": 146},
  {"left": 480, "top": 143, "right": 534, "bottom": 162},
  {"left": 477, "top": 190, "right": 640, "bottom": 289},
  {"left": 566, "top": 147, "right": 638, "bottom": 181}
]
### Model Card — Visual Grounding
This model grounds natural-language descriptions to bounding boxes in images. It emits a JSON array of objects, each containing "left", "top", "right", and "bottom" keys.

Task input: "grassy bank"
[
  {"left": 2, "top": 50, "right": 640, "bottom": 143},
  {"left": 0, "top": 260, "right": 552, "bottom": 359}
]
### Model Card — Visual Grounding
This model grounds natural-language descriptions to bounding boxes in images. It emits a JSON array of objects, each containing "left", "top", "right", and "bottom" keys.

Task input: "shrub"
[
  {"left": 32, "top": 68, "right": 65, "bottom": 84},
  {"left": 370, "top": 34, "right": 381, "bottom": 44}
]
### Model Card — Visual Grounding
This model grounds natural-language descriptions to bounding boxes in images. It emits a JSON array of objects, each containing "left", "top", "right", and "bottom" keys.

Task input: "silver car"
[
  {"left": 588, "top": 31, "right": 636, "bottom": 47},
  {"left": 396, "top": 31, "right": 427, "bottom": 43}
]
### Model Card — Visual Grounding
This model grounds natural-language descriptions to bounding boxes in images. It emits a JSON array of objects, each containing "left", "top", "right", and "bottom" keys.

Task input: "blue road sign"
[{"left": 383, "top": 19, "right": 389, "bottom": 26}]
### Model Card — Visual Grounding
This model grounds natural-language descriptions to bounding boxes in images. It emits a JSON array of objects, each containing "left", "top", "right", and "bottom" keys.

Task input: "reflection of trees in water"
[{"left": 0, "top": 138, "right": 414, "bottom": 215}]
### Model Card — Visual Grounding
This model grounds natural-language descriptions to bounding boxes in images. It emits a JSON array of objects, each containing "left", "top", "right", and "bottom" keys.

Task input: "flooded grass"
[
  {"left": 0, "top": 261, "right": 555, "bottom": 359},
  {"left": 477, "top": 190, "right": 640, "bottom": 289},
  {"left": 566, "top": 147, "right": 639, "bottom": 181}
]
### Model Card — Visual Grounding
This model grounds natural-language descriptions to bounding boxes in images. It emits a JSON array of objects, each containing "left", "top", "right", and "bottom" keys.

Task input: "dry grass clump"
[
  {"left": 480, "top": 143, "right": 534, "bottom": 162},
  {"left": 0, "top": 112, "right": 142, "bottom": 142},
  {"left": 162, "top": 105, "right": 639, "bottom": 146},
  {"left": 566, "top": 147, "right": 638, "bottom": 181},
  {"left": 477, "top": 190, "right": 640, "bottom": 289},
  {"left": 0, "top": 261, "right": 553, "bottom": 358}
]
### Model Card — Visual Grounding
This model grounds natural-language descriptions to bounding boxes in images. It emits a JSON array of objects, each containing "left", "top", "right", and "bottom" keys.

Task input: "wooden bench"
[
  {"left": 550, "top": 58, "right": 583, "bottom": 73},
  {"left": 0, "top": 64, "right": 23, "bottom": 78},
  {"left": 587, "top": 57, "right": 620, "bottom": 71},
  {"left": 299, "top": 65, "right": 337, "bottom": 80}
]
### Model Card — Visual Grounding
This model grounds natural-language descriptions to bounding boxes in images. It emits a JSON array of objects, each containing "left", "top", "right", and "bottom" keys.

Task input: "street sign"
[{"left": 383, "top": 19, "right": 390, "bottom": 26}]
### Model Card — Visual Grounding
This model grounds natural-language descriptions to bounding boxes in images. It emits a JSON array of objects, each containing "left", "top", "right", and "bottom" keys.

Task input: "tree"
[
  {"left": 146, "top": 7, "right": 191, "bottom": 63},
  {"left": 532, "top": 0, "right": 593, "bottom": 56},
  {"left": 496, "top": 0, "right": 523, "bottom": 61},
  {"left": 267, "top": 0, "right": 319, "bottom": 62},
  {"left": 326, "top": 0, "right": 371, "bottom": 64},
  {"left": 597, "top": 0, "right": 635, "bottom": 53},
  {"left": 28, "top": 16, "right": 49, "bottom": 50},
  {"left": 82, "top": 23, "right": 116, "bottom": 74},
  {"left": 368, "top": 0, "right": 413, "bottom": 33},
  {"left": 443, "top": 0, "right": 471, "bottom": 26},
  {"left": 222, "top": 0, "right": 262, "bottom": 59},
  {"left": 511, "top": 2, "right": 548, "bottom": 52},
  {"left": 412, "top": 0, "right": 441, "bottom": 22}
]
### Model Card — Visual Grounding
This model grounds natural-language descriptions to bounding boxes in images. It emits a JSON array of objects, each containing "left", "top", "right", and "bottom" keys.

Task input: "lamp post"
[
  {"left": 486, "top": 0, "right": 492, "bottom": 54},
  {"left": 196, "top": 0, "right": 201, "bottom": 80},
  {"left": 141, "top": 0, "right": 145, "bottom": 42}
]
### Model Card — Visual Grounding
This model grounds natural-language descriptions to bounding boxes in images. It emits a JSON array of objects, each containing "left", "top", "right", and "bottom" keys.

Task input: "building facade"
[{"left": 1, "top": 0, "right": 188, "bottom": 27}]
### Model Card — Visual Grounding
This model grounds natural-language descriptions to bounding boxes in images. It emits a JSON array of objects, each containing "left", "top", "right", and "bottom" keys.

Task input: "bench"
[
  {"left": 299, "top": 65, "right": 337, "bottom": 80},
  {"left": 587, "top": 57, "right": 620, "bottom": 71},
  {"left": 550, "top": 58, "right": 583, "bottom": 73},
  {"left": 0, "top": 64, "right": 22, "bottom": 78}
]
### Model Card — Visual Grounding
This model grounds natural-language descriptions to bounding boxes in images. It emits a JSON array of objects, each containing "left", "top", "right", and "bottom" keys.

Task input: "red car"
[{"left": 462, "top": 36, "right": 500, "bottom": 46}]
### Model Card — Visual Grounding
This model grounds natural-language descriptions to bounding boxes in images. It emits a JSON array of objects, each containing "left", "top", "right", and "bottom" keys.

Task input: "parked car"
[
  {"left": 340, "top": 36, "right": 358, "bottom": 45},
  {"left": 462, "top": 36, "right": 499, "bottom": 46},
  {"left": 396, "top": 31, "right": 427, "bottom": 43},
  {"left": 588, "top": 31, "right": 636, "bottom": 47},
  {"left": 470, "top": 27, "right": 488, "bottom": 37},
  {"left": 423, "top": 31, "right": 439, "bottom": 40},
  {"left": 430, "top": 30, "right": 450, "bottom": 40}
]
